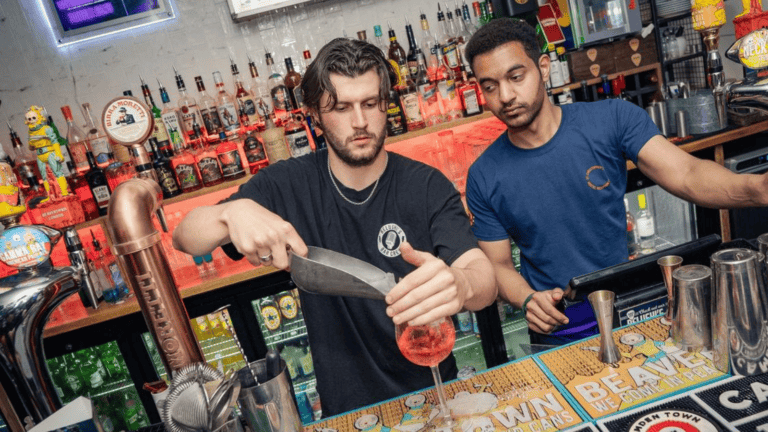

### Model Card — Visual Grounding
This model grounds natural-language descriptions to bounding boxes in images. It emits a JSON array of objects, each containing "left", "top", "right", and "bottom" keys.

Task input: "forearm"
[
  {"left": 455, "top": 256, "right": 497, "bottom": 311},
  {"left": 494, "top": 263, "right": 536, "bottom": 309},
  {"left": 679, "top": 160, "right": 768, "bottom": 208},
  {"left": 172, "top": 204, "right": 232, "bottom": 256}
]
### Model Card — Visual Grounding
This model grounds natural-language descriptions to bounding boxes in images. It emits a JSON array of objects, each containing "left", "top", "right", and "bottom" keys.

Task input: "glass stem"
[{"left": 430, "top": 365, "right": 451, "bottom": 421}]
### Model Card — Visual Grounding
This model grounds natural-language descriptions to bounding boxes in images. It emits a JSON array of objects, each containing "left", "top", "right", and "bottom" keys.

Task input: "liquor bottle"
[
  {"left": 557, "top": 87, "right": 574, "bottom": 105},
  {"left": 266, "top": 52, "right": 293, "bottom": 123},
  {"left": 284, "top": 58, "right": 303, "bottom": 111},
  {"left": 357, "top": 29, "right": 368, "bottom": 41},
  {"left": 436, "top": 5, "right": 462, "bottom": 77},
  {"left": 216, "top": 131, "right": 247, "bottom": 181},
  {"left": 157, "top": 79, "right": 187, "bottom": 153},
  {"left": 372, "top": 25, "right": 389, "bottom": 55},
  {"left": 242, "top": 126, "right": 269, "bottom": 174},
  {"left": 454, "top": 7, "right": 473, "bottom": 67},
  {"left": 284, "top": 113, "right": 312, "bottom": 157},
  {"left": 462, "top": 1, "right": 477, "bottom": 34},
  {"left": 636, "top": 193, "right": 655, "bottom": 252},
  {"left": 625, "top": 197, "right": 639, "bottom": 259},
  {"left": 580, "top": 80, "right": 592, "bottom": 102},
  {"left": 61, "top": 106, "right": 90, "bottom": 173},
  {"left": 140, "top": 77, "right": 173, "bottom": 156},
  {"left": 174, "top": 68, "right": 207, "bottom": 143},
  {"left": 548, "top": 51, "right": 565, "bottom": 88},
  {"left": 21, "top": 171, "right": 48, "bottom": 215},
  {"left": 248, "top": 55, "right": 275, "bottom": 125},
  {"left": 405, "top": 18, "right": 422, "bottom": 80},
  {"left": 81, "top": 103, "right": 111, "bottom": 168},
  {"left": 305, "top": 115, "right": 326, "bottom": 150},
  {"left": 261, "top": 117, "right": 291, "bottom": 164},
  {"left": 557, "top": 47, "right": 571, "bottom": 84},
  {"left": 436, "top": 62, "right": 462, "bottom": 121},
  {"left": 599, "top": 74, "right": 611, "bottom": 100},
  {"left": 417, "top": 58, "right": 442, "bottom": 126},
  {"left": 171, "top": 124, "right": 204, "bottom": 192},
  {"left": 212, "top": 71, "right": 241, "bottom": 134},
  {"left": 385, "top": 87, "right": 407, "bottom": 136},
  {"left": 194, "top": 132, "right": 224, "bottom": 187},
  {"left": 46, "top": 115, "right": 74, "bottom": 177},
  {"left": 85, "top": 149, "right": 111, "bottom": 216},
  {"left": 122, "top": 392, "right": 149, "bottom": 430},
  {"left": 419, "top": 11, "right": 440, "bottom": 81},
  {"left": 400, "top": 73, "right": 426, "bottom": 131},
  {"left": 458, "top": 68, "right": 483, "bottom": 117},
  {"left": 91, "top": 235, "right": 120, "bottom": 304},
  {"left": 387, "top": 22, "right": 409, "bottom": 90},
  {"left": 230, "top": 59, "right": 259, "bottom": 126},
  {"left": 104, "top": 150, "right": 135, "bottom": 192},
  {"left": 66, "top": 162, "right": 99, "bottom": 221},
  {"left": 148, "top": 138, "right": 182, "bottom": 198},
  {"left": 259, "top": 295, "right": 282, "bottom": 333},
  {"left": 9, "top": 124, "right": 42, "bottom": 188},
  {"left": 107, "top": 250, "right": 131, "bottom": 300},
  {"left": 194, "top": 76, "right": 223, "bottom": 140},
  {"left": 472, "top": 1, "right": 484, "bottom": 30},
  {"left": 485, "top": 1, "right": 496, "bottom": 21}
]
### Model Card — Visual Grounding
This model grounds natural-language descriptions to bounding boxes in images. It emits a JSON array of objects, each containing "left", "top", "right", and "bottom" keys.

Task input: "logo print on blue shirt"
[{"left": 586, "top": 165, "right": 611, "bottom": 190}]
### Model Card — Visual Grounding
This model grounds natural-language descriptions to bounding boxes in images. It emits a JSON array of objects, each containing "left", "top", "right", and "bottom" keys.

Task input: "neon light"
[
  {"left": 56, "top": 0, "right": 100, "bottom": 10},
  {"left": 66, "top": 3, "right": 114, "bottom": 25}
]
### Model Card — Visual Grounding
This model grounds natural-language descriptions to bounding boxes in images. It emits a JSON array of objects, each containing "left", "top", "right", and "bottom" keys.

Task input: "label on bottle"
[
  {"left": 180, "top": 104, "right": 202, "bottom": 133},
  {"left": 151, "top": 115, "right": 171, "bottom": 147},
  {"left": 91, "top": 185, "right": 110, "bottom": 208},
  {"left": 398, "top": 64, "right": 410, "bottom": 86},
  {"left": 157, "top": 165, "right": 180, "bottom": 195},
  {"left": 278, "top": 293, "right": 298, "bottom": 320},
  {"left": 263, "top": 132, "right": 291, "bottom": 163},
  {"left": 65, "top": 373, "right": 82, "bottom": 392},
  {"left": 637, "top": 216, "right": 655, "bottom": 237},
  {"left": 271, "top": 86, "right": 292, "bottom": 112},
  {"left": 217, "top": 101, "right": 241, "bottom": 132},
  {"left": 201, "top": 108, "right": 222, "bottom": 134},
  {"left": 253, "top": 93, "right": 274, "bottom": 117},
  {"left": 197, "top": 157, "right": 223, "bottom": 183},
  {"left": 90, "top": 137, "right": 111, "bottom": 166},
  {"left": 300, "top": 351, "right": 314, "bottom": 375},
  {"left": 244, "top": 135, "right": 267, "bottom": 163},
  {"left": 238, "top": 96, "right": 259, "bottom": 123},
  {"left": 292, "top": 87, "right": 304, "bottom": 109},
  {"left": 420, "top": 83, "right": 439, "bottom": 104},
  {"left": 443, "top": 42, "right": 460, "bottom": 68},
  {"left": 389, "top": 60, "right": 405, "bottom": 88},
  {"left": 69, "top": 141, "right": 90, "bottom": 172},
  {"left": 174, "top": 163, "right": 201, "bottom": 190},
  {"left": 386, "top": 100, "right": 407, "bottom": 136},
  {"left": 462, "top": 87, "right": 481, "bottom": 115},
  {"left": 161, "top": 111, "right": 185, "bottom": 150},
  {"left": 261, "top": 304, "right": 282, "bottom": 331},
  {"left": 408, "top": 60, "right": 419, "bottom": 79},
  {"left": 401, "top": 93, "right": 424, "bottom": 124},
  {"left": 438, "top": 79, "right": 457, "bottom": 100},
  {"left": 89, "top": 370, "right": 103, "bottom": 388},
  {"left": 218, "top": 148, "right": 245, "bottom": 178},
  {"left": 286, "top": 129, "right": 311, "bottom": 158}
]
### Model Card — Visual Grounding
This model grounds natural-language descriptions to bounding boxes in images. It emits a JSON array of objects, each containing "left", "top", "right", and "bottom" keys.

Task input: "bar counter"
[{"left": 306, "top": 316, "right": 765, "bottom": 432}]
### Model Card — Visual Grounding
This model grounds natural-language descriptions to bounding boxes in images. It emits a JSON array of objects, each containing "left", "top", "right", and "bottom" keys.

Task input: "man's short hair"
[
  {"left": 465, "top": 18, "right": 542, "bottom": 72},
  {"left": 301, "top": 38, "right": 397, "bottom": 113}
]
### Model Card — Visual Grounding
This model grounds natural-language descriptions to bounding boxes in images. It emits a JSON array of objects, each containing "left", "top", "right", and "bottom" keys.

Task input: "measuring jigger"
[{"left": 710, "top": 249, "right": 768, "bottom": 375}]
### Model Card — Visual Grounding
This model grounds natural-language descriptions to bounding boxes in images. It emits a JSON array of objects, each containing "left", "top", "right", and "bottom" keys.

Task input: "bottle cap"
[
  {"left": 557, "top": 46, "right": 566, "bottom": 55},
  {"left": 638, "top": 194, "right": 647, "bottom": 209}
]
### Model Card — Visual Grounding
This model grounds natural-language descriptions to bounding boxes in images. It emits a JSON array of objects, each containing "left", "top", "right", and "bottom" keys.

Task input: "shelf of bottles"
[
  {"left": 251, "top": 290, "right": 320, "bottom": 424},
  {"left": 45, "top": 341, "right": 152, "bottom": 431}
]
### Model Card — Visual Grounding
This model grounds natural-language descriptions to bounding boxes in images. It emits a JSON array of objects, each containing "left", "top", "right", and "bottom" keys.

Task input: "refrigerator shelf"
[
  {"left": 262, "top": 322, "right": 308, "bottom": 348},
  {"left": 86, "top": 380, "right": 136, "bottom": 399}
]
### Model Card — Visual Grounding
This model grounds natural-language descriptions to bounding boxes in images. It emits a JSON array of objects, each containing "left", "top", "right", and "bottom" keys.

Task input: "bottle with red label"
[
  {"left": 242, "top": 126, "right": 268, "bottom": 174},
  {"left": 194, "top": 131, "right": 224, "bottom": 187},
  {"left": 171, "top": 124, "right": 204, "bottom": 193},
  {"left": 66, "top": 161, "right": 99, "bottom": 221},
  {"left": 84, "top": 149, "right": 111, "bottom": 216},
  {"left": 216, "top": 132, "right": 246, "bottom": 181}
]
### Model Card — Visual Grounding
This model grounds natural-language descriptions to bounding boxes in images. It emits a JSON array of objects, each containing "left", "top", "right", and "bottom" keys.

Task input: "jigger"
[
  {"left": 588, "top": 290, "right": 622, "bottom": 364},
  {"left": 658, "top": 255, "right": 683, "bottom": 321}
]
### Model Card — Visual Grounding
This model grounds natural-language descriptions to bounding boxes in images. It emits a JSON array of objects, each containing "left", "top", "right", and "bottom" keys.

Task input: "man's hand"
[
  {"left": 220, "top": 199, "right": 308, "bottom": 270},
  {"left": 385, "top": 242, "right": 471, "bottom": 327},
  {"left": 525, "top": 288, "right": 569, "bottom": 334}
]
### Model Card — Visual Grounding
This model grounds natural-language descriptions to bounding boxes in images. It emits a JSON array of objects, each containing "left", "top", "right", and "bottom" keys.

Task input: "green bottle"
[
  {"left": 122, "top": 391, "right": 149, "bottom": 429},
  {"left": 63, "top": 353, "right": 84, "bottom": 400},
  {"left": 79, "top": 351, "right": 104, "bottom": 390},
  {"left": 101, "top": 342, "right": 126, "bottom": 383}
]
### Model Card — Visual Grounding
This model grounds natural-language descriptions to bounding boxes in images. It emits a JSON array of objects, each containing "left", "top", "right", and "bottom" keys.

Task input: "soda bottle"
[{"left": 122, "top": 391, "right": 150, "bottom": 429}]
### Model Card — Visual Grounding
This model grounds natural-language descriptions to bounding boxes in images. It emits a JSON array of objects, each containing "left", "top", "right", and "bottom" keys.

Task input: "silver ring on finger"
[{"left": 260, "top": 253, "right": 273, "bottom": 263}]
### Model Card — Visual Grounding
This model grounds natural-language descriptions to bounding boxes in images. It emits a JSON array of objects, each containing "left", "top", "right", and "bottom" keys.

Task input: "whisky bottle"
[
  {"left": 242, "top": 127, "right": 268, "bottom": 174},
  {"left": 157, "top": 79, "right": 187, "bottom": 153},
  {"left": 284, "top": 113, "right": 311, "bottom": 158},
  {"left": 284, "top": 58, "right": 303, "bottom": 111},
  {"left": 61, "top": 106, "right": 90, "bottom": 173},
  {"left": 81, "top": 103, "right": 111, "bottom": 168},
  {"left": 216, "top": 131, "right": 246, "bottom": 181},
  {"left": 194, "top": 76, "right": 223, "bottom": 140},
  {"left": 387, "top": 23, "right": 409, "bottom": 90},
  {"left": 230, "top": 59, "right": 259, "bottom": 126},
  {"left": 261, "top": 117, "right": 291, "bottom": 164},
  {"left": 174, "top": 68, "right": 207, "bottom": 143},
  {"left": 149, "top": 138, "right": 182, "bottom": 198},
  {"left": 405, "top": 18, "right": 423, "bottom": 80},
  {"left": 212, "top": 71, "right": 241, "bottom": 134},
  {"left": 386, "top": 87, "right": 407, "bottom": 136},
  {"left": 171, "top": 124, "right": 204, "bottom": 193},
  {"left": 140, "top": 77, "right": 173, "bottom": 157},
  {"left": 85, "top": 150, "right": 111, "bottom": 216},
  {"left": 247, "top": 56, "right": 274, "bottom": 126},
  {"left": 266, "top": 52, "right": 293, "bottom": 123}
]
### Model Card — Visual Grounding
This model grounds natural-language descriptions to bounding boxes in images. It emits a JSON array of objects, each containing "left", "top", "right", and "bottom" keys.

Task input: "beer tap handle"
[{"left": 156, "top": 207, "right": 169, "bottom": 233}]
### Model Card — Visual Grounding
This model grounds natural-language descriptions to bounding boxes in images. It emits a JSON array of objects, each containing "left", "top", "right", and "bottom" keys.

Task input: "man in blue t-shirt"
[{"left": 464, "top": 18, "right": 768, "bottom": 346}]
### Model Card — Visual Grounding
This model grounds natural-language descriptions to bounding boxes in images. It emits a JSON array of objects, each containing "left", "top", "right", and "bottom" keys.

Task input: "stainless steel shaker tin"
[
  {"left": 709, "top": 248, "right": 768, "bottom": 375},
  {"left": 670, "top": 264, "right": 712, "bottom": 352}
]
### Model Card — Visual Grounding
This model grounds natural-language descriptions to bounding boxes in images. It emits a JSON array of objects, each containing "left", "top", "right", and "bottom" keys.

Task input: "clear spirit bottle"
[
  {"left": 212, "top": 71, "right": 241, "bottom": 135},
  {"left": 81, "top": 103, "right": 111, "bottom": 168},
  {"left": 194, "top": 76, "right": 223, "bottom": 141},
  {"left": 174, "top": 69, "right": 207, "bottom": 144},
  {"left": 61, "top": 106, "right": 90, "bottom": 173}
]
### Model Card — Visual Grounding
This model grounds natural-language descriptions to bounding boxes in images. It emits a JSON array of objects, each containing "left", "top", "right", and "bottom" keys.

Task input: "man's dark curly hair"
[{"left": 465, "top": 18, "right": 542, "bottom": 72}]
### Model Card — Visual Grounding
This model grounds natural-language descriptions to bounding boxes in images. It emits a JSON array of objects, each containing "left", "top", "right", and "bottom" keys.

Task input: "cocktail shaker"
[
  {"left": 671, "top": 264, "right": 712, "bottom": 352},
  {"left": 710, "top": 249, "right": 768, "bottom": 375}
]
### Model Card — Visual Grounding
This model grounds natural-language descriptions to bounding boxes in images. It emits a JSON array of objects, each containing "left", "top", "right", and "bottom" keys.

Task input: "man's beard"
[
  {"left": 321, "top": 121, "right": 387, "bottom": 167},
  {"left": 502, "top": 87, "right": 546, "bottom": 131}
]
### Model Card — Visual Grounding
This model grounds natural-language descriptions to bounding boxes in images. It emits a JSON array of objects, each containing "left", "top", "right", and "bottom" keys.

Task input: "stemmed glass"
[{"left": 396, "top": 316, "right": 457, "bottom": 430}]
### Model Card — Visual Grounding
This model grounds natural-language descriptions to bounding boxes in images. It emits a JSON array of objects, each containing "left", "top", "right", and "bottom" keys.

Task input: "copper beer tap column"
[{"left": 107, "top": 178, "right": 203, "bottom": 374}]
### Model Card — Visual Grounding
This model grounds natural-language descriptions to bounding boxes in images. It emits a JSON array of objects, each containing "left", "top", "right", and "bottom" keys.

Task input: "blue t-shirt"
[{"left": 466, "top": 99, "right": 660, "bottom": 341}]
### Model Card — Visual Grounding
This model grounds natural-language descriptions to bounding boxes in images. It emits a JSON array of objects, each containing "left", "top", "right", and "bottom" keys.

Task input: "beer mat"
[
  {"left": 563, "top": 422, "right": 600, "bottom": 431},
  {"left": 305, "top": 358, "right": 585, "bottom": 432},
  {"left": 595, "top": 395, "right": 730, "bottom": 432},
  {"left": 691, "top": 374, "right": 768, "bottom": 429},
  {"left": 535, "top": 317, "right": 727, "bottom": 419}
]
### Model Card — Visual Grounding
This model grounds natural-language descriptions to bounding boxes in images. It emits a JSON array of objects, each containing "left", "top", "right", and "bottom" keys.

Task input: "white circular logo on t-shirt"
[{"left": 378, "top": 223, "right": 406, "bottom": 258}]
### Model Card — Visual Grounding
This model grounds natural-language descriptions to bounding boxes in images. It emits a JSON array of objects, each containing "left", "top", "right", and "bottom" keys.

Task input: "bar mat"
[
  {"left": 596, "top": 395, "right": 727, "bottom": 431},
  {"left": 693, "top": 375, "right": 768, "bottom": 430}
]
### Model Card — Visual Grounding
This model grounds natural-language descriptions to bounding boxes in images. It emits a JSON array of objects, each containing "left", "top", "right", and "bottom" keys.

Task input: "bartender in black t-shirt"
[{"left": 173, "top": 38, "right": 497, "bottom": 416}]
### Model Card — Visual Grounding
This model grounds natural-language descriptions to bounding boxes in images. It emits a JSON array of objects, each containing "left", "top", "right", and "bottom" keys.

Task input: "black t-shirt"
[{"left": 223, "top": 149, "right": 478, "bottom": 416}]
